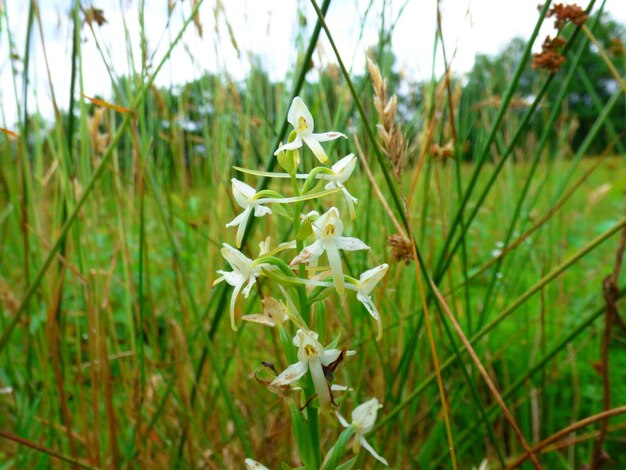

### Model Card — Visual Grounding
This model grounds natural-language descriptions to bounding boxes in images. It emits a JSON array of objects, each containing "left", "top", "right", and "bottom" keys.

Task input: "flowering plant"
[{"left": 215, "top": 97, "right": 389, "bottom": 468}]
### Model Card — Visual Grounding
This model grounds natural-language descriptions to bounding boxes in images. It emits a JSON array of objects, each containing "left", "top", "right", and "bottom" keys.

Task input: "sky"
[{"left": 1, "top": 0, "right": 625, "bottom": 127}]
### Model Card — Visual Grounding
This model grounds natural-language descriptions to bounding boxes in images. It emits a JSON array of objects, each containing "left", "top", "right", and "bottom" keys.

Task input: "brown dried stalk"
[
  {"left": 507, "top": 406, "right": 626, "bottom": 469},
  {"left": 590, "top": 212, "right": 626, "bottom": 469}
]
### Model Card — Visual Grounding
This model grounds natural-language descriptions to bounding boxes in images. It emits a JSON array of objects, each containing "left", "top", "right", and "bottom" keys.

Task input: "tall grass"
[{"left": 1, "top": 0, "right": 625, "bottom": 468}]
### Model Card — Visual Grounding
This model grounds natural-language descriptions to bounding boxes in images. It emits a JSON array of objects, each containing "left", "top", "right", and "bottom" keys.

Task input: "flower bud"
[{"left": 276, "top": 131, "right": 300, "bottom": 174}]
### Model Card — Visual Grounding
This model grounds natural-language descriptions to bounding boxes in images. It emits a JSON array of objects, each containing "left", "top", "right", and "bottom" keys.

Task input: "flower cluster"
[{"left": 215, "top": 97, "right": 389, "bottom": 467}]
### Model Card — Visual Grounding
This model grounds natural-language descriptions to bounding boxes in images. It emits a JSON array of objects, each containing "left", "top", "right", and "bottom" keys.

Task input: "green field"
[{"left": 1, "top": 1, "right": 626, "bottom": 469}]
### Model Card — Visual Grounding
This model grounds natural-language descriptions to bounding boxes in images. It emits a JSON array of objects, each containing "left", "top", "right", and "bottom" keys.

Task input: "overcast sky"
[{"left": 1, "top": 0, "right": 625, "bottom": 127}]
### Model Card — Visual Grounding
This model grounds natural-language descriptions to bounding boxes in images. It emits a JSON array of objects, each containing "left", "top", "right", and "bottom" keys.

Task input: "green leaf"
[
  {"left": 272, "top": 203, "right": 294, "bottom": 219},
  {"left": 321, "top": 427, "right": 355, "bottom": 470},
  {"left": 336, "top": 457, "right": 358, "bottom": 470},
  {"left": 290, "top": 403, "right": 315, "bottom": 469},
  {"left": 297, "top": 216, "right": 313, "bottom": 240}
]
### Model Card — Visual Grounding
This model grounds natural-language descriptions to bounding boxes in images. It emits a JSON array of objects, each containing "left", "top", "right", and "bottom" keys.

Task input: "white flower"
[
  {"left": 336, "top": 398, "right": 388, "bottom": 466},
  {"left": 213, "top": 243, "right": 265, "bottom": 331},
  {"left": 270, "top": 329, "right": 355, "bottom": 409},
  {"left": 226, "top": 179, "right": 273, "bottom": 248},
  {"left": 323, "top": 154, "right": 358, "bottom": 219},
  {"left": 353, "top": 264, "right": 388, "bottom": 341},
  {"left": 245, "top": 458, "right": 269, "bottom": 470},
  {"left": 241, "top": 297, "right": 289, "bottom": 328},
  {"left": 291, "top": 207, "right": 369, "bottom": 294},
  {"left": 274, "top": 97, "right": 346, "bottom": 164},
  {"left": 471, "top": 460, "right": 489, "bottom": 470}
]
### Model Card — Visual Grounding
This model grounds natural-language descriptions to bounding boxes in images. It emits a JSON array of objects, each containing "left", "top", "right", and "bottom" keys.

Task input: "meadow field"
[{"left": 1, "top": 1, "right": 626, "bottom": 469}]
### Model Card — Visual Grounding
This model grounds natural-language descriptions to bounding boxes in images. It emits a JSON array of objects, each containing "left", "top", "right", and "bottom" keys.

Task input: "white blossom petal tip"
[{"left": 245, "top": 458, "right": 270, "bottom": 470}]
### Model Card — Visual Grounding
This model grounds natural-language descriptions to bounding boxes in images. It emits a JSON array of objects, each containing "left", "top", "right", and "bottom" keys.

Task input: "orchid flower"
[
  {"left": 323, "top": 154, "right": 358, "bottom": 218},
  {"left": 270, "top": 329, "right": 355, "bottom": 409},
  {"left": 241, "top": 297, "right": 289, "bottom": 328},
  {"left": 353, "top": 264, "right": 388, "bottom": 340},
  {"left": 244, "top": 459, "right": 269, "bottom": 470},
  {"left": 291, "top": 207, "right": 369, "bottom": 294},
  {"left": 336, "top": 398, "right": 389, "bottom": 466},
  {"left": 274, "top": 97, "right": 346, "bottom": 164},
  {"left": 213, "top": 243, "right": 266, "bottom": 331},
  {"left": 285, "top": 263, "right": 389, "bottom": 340},
  {"left": 226, "top": 179, "right": 273, "bottom": 248}
]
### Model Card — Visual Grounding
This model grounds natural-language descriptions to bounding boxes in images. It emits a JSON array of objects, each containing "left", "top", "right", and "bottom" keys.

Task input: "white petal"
[
  {"left": 229, "top": 282, "right": 244, "bottom": 331},
  {"left": 352, "top": 398, "right": 381, "bottom": 434},
  {"left": 342, "top": 188, "right": 357, "bottom": 220},
  {"left": 225, "top": 207, "right": 250, "bottom": 228},
  {"left": 271, "top": 361, "right": 308, "bottom": 387},
  {"left": 359, "top": 436, "right": 389, "bottom": 466},
  {"left": 302, "top": 134, "right": 328, "bottom": 164},
  {"left": 335, "top": 236, "right": 370, "bottom": 252},
  {"left": 309, "top": 357, "right": 331, "bottom": 409},
  {"left": 274, "top": 136, "right": 303, "bottom": 155},
  {"left": 357, "top": 293, "right": 383, "bottom": 341},
  {"left": 288, "top": 96, "right": 314, "bottom": 132},
  {"left": 216, "top": 270, "right": 245, "bottom": 288},
  {"left": 231, "top": 178, "right": 256, "bottom": 207},
  {"left": 321, "top": 348, "right": 342, "bottom": 366},
  {"left": 313, "top": 207, "right": 344, "bottom": 238},
  {"left": 293, "top": 328, "right": 319, "bottom": 347},
  {"left": 253, "top": 205, "right": 272, "bottom": 217},
  {"left": 324, "top": 180, "right": 338, "bottom": 191},
  {"left": 241, "top": 275, "right": 257, "bottom": 298},
  {"left": 312, "top": 131, "right": 347, "bottom": 143},
  {"left": 325, "top": 240, "right": 345, "bottom": 294},
  {"left": 336, "top": 411, "right": 350, "bottom": 428},
  {"left": 221, "top": 243, "right": 253, "bottom": 274},
  {"left": 358, "top": 264, "right": 389, "bottom": 296},
  {"left": 331, "top": 153, "right": 357, "bottom": 182},
  {"left": 312, "top": 207, "right": 337, "bottom": 235},
  {"left": 245, "top": 458, "right": 270, "bottom": 470},
  {"left": 291, "top": 239, "right": 325, "bottom": 266},
  {"left": 235, "top": 215, "right": 248, "bottom": 249}
]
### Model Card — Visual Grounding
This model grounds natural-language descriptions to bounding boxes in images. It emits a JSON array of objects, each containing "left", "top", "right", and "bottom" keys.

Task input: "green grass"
[{"left": 1, "top": 1, "right": 626, "bottom": 469}]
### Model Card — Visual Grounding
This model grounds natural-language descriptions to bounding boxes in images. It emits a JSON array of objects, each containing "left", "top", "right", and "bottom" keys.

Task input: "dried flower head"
[
  {"left": 609, "top": 37, "right": 625, "bottom": 57},
  {"left": 532, "top": 35, "right": 567, "bottom": 72},
  {"left": 367, "top": 57, "right": 405, "bottom": 180},
  {"left": 84, "top": 6, "right": 107, "bottom": 27},
  {"left": 87, "top": 107, "right": 109, "bottom": 155},
  {"left": 431, "top": 141, "right": 455, "bottom": 161},
  {"left": 548, "top": 3, "right": 588, "bottom": 30},
  {"left": 388, "top": 233, "right": 412, "bottom": 265}
]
